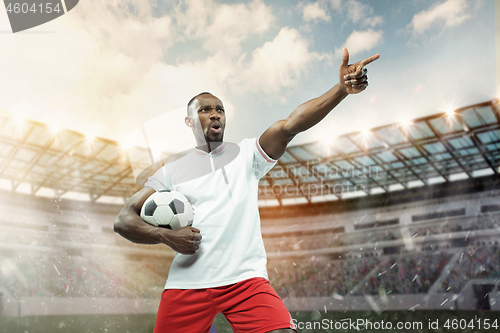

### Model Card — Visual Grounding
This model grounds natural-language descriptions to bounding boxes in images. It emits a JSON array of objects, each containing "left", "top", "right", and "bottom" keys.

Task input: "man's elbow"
[
  {"left": 113, "top": 216, "right": 123, "bottom": 234},
  {"left": 114, "top": 210, "right": 128, "bottom": 234},
  {"left": 281, "top": 118, "right": 300, "bottom": 138}
]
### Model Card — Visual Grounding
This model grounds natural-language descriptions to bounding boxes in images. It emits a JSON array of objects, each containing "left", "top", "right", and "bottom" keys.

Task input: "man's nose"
[{"left": 209, "top": 109, "right": 220, "bottom": 119}]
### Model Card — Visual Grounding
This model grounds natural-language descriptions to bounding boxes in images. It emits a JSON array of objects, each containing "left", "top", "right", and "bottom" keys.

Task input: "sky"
[{"left": 0, "top": 0, "right": 497, "bottom": 152}]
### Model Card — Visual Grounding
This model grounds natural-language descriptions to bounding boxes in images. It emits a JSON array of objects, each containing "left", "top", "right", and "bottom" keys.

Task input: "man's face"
[{"left": 188, "top": 94, "right": 226, "bottom": 143}]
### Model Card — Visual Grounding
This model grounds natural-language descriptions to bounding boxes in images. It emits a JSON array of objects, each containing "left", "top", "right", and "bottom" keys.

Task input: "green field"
[{"left": 0, "top": 311, "right": 498, "bottom": 333}]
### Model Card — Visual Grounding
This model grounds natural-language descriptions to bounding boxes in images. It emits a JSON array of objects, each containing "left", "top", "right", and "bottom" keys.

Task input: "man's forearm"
[
  {"left": 114, "top": 205, "right": 202, "bottom": 255},
  {"left": 114, "top": 207, "right": 165, "bottom": 245},
  {"left": 284, "top": 82, "right": 348, "bottom": 135}
]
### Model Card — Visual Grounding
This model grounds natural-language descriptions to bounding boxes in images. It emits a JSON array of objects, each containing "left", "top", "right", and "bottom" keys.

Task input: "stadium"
[{"left": 0, "top": 99, "right": 499, "bottom": 332}]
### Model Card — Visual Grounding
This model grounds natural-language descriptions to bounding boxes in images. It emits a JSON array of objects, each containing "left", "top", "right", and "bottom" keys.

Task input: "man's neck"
[{"left": 196, "top": 141, "right": 224, "bottom": 153}]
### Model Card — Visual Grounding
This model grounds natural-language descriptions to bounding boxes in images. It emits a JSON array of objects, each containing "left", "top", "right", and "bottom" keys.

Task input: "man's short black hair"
[{"left": 187, "top": 92, "right": 216, "bottom": 116}]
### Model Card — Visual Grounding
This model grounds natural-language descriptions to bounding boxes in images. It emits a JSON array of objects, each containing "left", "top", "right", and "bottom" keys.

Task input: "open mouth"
[{"left": 210, "top": 122, "right": 222, "bottom": 134}]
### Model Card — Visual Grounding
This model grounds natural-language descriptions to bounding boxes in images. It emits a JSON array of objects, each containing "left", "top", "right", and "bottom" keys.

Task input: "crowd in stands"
[
  {"left": 440, "top": 246, "right": 500, "bottom": 293},
  {"left": 3, "top": 245, "right": 499, "bottom": 300},
  {"left": 268, "top": 257, "right": 380, "bottom": 298},
  {"left": 2, "top": 198, "right": 499, "bottom": 302},
  {"left": 268, "top": 251, "right": 453, "bottom": 299},
  {"left": 355, "top": 252, "right": 451, "bottom": 295},
  {"left": 0, "top": 213, "right": 172, "bottom": 299},
  {"left": 0, "top": 260, "right": 52, "bottom": 298}
]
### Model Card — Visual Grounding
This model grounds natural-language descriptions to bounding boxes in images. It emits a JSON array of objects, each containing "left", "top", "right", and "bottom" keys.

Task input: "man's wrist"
[
  {"left": 155, "top": 226, "right": 172, "bottom": 246},
  {"left": 337, "top": 81, "right": 349, "bottom": 96}
]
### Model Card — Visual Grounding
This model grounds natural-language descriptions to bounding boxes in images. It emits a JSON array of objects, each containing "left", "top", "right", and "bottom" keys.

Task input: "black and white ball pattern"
[{"left": 140, "top": 190, "right": 193, "bottom": 229}]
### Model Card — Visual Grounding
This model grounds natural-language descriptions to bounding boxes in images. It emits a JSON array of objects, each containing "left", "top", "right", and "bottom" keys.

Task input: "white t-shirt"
[{"left": 144, "top": 138, "right": 277, "bottom": 289}]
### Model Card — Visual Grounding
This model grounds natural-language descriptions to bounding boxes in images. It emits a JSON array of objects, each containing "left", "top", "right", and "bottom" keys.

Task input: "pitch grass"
[{"left": 0, "top": 311, "right": 498, "bottom": 333}]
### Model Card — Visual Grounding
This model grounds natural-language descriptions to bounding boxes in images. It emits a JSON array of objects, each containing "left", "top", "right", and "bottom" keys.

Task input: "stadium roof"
[
  {"left": 258, "top": 99, "right": 500, "bottom": 206},
  {"left": 0, "top": 99, "right": 498, "bottom": 204},
  {"left": 0, "top": 114, "right": 138, "bottom": 203}
]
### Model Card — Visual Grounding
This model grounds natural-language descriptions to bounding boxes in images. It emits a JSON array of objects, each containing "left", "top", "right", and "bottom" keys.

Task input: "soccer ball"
[{"left": 140, "top": 190, "right": 194, "bottom": 229}]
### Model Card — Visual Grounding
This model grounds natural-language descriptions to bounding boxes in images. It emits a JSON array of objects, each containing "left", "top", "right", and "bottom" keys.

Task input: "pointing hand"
[{"left": 339, "top": 48, "right": 379, "bottom": 94}]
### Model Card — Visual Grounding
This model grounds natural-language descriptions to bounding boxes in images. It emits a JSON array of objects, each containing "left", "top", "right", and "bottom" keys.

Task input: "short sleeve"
[
  {"left": 144, "top": 165, "right": 172, "bottom": 191},
  {"left": 252, "top": 138, "right": 278, "bottom": 179}
]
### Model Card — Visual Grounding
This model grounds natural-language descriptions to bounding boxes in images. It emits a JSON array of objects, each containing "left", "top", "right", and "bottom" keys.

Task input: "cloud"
[
  {"left": 0, "top": 0, "right": 324, "bottom": 141},
  {"left": 302, "top": 2, "right": 330, "bottom": 22},
  {"left": 176, "top": 0, "right": 273, "bottom": 56},
  {"left": 234, "top": 27, "right": 327, "bottom": 95},
  {"left": 344, "top": 0, "right": 383, "bottom": 28},
  {"left": 328, "top": 0, "right": 342, "bottom": 11},
  {"left": 409, "top": 0, "right": 471, "bottom": 35},
  {"left": 335, "top": 30, "right": 383, "bottom": 57},
  {"left": 0, "top": 0, "right": 174, "bottom": 139},
  {"left": 0, "top": 0, "right": 279, "bottom": 139}
]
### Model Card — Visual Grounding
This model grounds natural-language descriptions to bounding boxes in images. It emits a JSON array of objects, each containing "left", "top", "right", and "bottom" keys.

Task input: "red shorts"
[{"left": 153, "top": 277, "right": 297, "bottom": 333}]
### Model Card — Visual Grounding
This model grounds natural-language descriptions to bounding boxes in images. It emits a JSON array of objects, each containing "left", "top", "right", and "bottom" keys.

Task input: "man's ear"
[{"left": 185, "top": 116, "right": 193, "bottom": 127}]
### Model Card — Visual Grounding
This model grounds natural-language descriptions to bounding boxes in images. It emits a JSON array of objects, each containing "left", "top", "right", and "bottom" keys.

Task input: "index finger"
[{"left": 360, "top": 54, "right": 380, "bottom": 67}]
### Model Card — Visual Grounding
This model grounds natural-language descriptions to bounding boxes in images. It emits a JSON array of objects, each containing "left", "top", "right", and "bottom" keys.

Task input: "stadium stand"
[
  {"left": 355, "top": 252, "right": 452, "bottom": 295},
  {"left": 440, "top": 246, "right": 500, "bottom": 293}
]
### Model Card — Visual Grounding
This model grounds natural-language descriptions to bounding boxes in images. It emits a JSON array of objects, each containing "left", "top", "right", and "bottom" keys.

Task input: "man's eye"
[{"left": 218, "top": 109, "right": 224, "bottom": 113}]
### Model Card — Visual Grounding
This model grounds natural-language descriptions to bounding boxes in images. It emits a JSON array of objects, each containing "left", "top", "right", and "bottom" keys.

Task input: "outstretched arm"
[{"left": 259, "top": 48, "right": 379, "bottom": 160}]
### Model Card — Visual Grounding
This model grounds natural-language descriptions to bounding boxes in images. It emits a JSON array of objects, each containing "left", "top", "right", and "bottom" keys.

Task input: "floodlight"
[
  {"left": 48, "top": 123, "right": 60, "bottom": 136},
  {"left": 400, "top": 118, "right": 413, "bottom": 128},
  {"left": 85, "top": 134, "right": 95, "bottom": 143},
  {"left": 445, "top": 107, "right": 455, "bottom": 117}
]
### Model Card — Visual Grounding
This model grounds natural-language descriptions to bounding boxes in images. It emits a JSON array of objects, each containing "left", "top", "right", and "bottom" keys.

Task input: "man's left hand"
[{"left": 339, "top": 48, "right": 379, "bottom": 94}]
